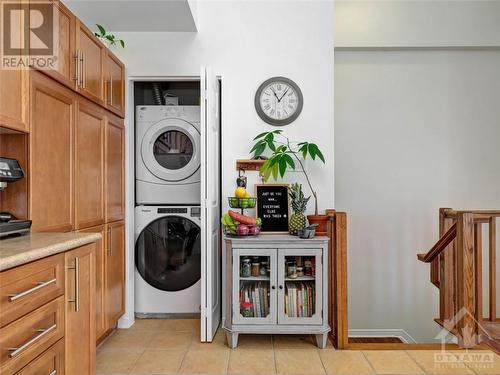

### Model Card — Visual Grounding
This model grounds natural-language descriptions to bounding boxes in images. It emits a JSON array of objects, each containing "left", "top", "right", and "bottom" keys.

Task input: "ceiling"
[{"left": 64, "top": 0, "right": 198, "bottom": 32}]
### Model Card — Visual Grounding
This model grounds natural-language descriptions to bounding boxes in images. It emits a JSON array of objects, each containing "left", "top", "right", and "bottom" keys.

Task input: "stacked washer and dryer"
[{"left": 135, "top": 105, "right": 202, "bottom": 315}]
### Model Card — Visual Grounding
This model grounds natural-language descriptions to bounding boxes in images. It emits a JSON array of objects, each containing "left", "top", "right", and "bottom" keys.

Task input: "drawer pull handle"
[
  {"left": 8, "top": 278, "right": 57, "bottom": 302},
  {"left": 7, "top": 324, "right": 57, "bottom": 358},
  {"left": 68, "top": 257, "right": 80, "bottom": 311},
  {"left": 49, "top": 371, "right": 57, "bottom": 375}
]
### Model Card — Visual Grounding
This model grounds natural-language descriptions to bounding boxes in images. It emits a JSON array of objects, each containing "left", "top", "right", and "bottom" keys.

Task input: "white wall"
[
  {"left": 336, "top": 0, "right": 500, "bottom": 48},
  {"left": 114, "top": 0, "right": 335, "bottom": 325},
  {"left": 335, "top": 0, "right": 500, "bottom": 342}
]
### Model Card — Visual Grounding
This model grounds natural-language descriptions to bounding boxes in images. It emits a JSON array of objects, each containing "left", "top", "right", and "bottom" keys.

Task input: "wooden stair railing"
[{"left": 418, "top": 208, "right": 500, "bottom": 349}]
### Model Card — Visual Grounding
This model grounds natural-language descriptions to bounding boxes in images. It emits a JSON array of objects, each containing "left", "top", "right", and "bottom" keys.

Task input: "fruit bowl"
[
  {"left": 223, "top": 224, "right": 261, "bottom": 237},
  {"left": 228, "top": 197, "right": 257, "bottom": 209}
]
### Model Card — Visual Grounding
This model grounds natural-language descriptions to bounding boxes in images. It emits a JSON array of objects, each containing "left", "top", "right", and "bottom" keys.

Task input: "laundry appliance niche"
[{"left": 132, "top": 71, "right": 222, "bottom": 342}]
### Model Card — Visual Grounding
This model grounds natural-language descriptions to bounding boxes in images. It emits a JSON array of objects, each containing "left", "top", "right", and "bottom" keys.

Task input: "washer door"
[
  {"left": 141, "top": 118, "right": 200, "bottom": 182},
  {"left": 135, "top": 216, "right": 201, "bottom": 292}
]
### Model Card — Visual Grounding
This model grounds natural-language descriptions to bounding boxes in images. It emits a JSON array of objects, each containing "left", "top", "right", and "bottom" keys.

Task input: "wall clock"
[{"left": 254, "top": 77, "right": 303, "bottom": 126}]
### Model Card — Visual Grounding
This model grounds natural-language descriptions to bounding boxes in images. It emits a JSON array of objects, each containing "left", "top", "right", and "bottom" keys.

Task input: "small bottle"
[
  {"left": 241, "top": 258, "right": 251, "bottom": 277},
  {"left": 251, "top": 262, "right": 260, "bottom": 277}
]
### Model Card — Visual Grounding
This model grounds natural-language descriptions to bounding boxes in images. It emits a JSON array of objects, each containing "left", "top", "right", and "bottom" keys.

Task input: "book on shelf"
[
  {"left": 239, "top": 281, "right": 270, "bottom": 318},
  {"left": 285, "top": 281, "right": 315, "bottom": 318}
]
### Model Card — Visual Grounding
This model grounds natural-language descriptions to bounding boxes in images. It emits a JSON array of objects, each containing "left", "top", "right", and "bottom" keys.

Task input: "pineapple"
[{"left": 289, "top": 183, "right": 310, "bottom": 235}]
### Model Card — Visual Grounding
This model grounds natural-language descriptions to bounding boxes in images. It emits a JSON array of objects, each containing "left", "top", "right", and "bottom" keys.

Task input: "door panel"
[
  {"left": 79, "top": 225, "right": 106, "bottom": 341},
  {"left": 105, "top": 51, "right": 125, "bottom": 117},
  {"left": 277, "top": 249, "right": 323, "bottom": 325},
  {"left": 65, "top": 244, "right": 95, "bottom": 375},
  {"left": 232, "top": 249, "right": 277, "bottom": 325},
  {"left": 200, "top": 67, "right": 221, "bottom": 341},
  {"left": 75, "top": 99, "right": 105, "bottom": 229},
  {"left": 105, "top": 221, "right": 125, "bottom": 328},
  {"left": 36, "top": 0, "right": 76, "bottom": 89},
  {"left": 75, "top": 20, "right": 105, "bottom": 105},
  {"left": 30, "top": 72, "right": 75, "bottom": 232},
  {"left": 0, "top": 0, "right": 28, "bottom": 132},
  {"left": 105, "top": 114, "right": 125, "bottom": 222}
]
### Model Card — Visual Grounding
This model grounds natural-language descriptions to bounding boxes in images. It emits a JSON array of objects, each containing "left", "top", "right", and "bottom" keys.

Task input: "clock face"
[{"left": 255, "top": 77, "right": 303, "bottom": 126}]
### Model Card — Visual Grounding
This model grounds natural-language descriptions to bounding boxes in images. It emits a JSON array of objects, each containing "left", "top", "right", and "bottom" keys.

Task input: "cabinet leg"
[
  {"left": 314, "top": 333, "right": 328, "bottom": 349},
  {"left": 225, "top": 331, "right": 239, "bottom": 348}
]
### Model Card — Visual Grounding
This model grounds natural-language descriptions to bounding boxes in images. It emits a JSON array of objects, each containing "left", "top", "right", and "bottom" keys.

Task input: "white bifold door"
[{"left": 200, "top": 66, "right": 221, "bottom": 342}]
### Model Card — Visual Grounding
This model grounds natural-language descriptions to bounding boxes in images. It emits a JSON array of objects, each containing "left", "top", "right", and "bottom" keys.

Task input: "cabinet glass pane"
[
  {"left": 283, "top": 256, "right": 316, "bottom": 318},
  {"left": 238, "top": 256, "right": 271, "bottom": 319}
]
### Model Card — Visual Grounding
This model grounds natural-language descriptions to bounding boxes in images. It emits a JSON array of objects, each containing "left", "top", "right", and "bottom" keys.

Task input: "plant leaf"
[
  {"left": 119, "top": 40, "right": 125, "bottom": 48},
  {"left": 298, "top": 143, "right": 308, "bottom": 159},
  {"left": 283, "top": 154, "right": 295, "bottom": 169},
  {"left": 253, "top": 142, "right": 266, "bottom": 158},
  {"left": 250, "top": 140, "right": 265, "bottom": 154},
  {"left": 271, "top": 163, "right": 279, "bottom": 180},
  {"left": 96, "top": 24, "right": 106, "bottom": 36},
  {"left": 314, "top": 145, "right": 326, "bottom": 163},
  {"left": 253, "top": 131, "right": 270, "bottom": 141},
  {"left": 279, "top": 157, "right": 287, "bottom": 178},
  {"left": 308, "top": 143, "right": 317, "bottom": 160}
]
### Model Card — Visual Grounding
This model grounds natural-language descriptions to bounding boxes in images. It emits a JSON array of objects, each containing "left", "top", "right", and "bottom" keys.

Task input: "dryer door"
[
  {"left": 135, "top": 216, "right": 201, "bottom": 292},
  {"left": 141, "top": 118, "right": 201, "bottom": 182}
]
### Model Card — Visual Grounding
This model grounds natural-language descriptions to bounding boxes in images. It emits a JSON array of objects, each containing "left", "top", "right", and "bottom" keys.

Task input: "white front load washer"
[
  {"left": 135, "top": 205, "right": 201, "bottom": 314},
  {"left": 136, "top": 106, "right": 201, "bottom": 205}
]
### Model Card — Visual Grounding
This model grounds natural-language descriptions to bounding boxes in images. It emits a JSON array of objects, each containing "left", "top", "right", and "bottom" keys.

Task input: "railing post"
[
  {"left": 440, "top": 208, "right": 455, "bottom": 323},
  {"left": 489, "top": 217, "right": 496, "bottom": 321},
  {"left": 456, "top": 212, "right": 477, "bottom": 348}
]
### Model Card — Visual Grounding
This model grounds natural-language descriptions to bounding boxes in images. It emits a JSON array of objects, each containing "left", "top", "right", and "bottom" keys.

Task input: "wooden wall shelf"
[{"left": 236, "top": 159, "right": 266, "bottom": 171}]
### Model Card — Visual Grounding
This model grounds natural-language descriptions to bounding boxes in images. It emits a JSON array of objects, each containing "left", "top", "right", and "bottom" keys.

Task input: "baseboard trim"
[
  {"left": 348, "top": 329, "right": 417, "bottom": 344},
  {"left": 118, "top": 315, "right": 135, "bottom": 329}
]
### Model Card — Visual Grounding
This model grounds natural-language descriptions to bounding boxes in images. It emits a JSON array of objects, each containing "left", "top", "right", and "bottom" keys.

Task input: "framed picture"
[{"left": 255, "top": 184, "right": 290, "bottom": 234}]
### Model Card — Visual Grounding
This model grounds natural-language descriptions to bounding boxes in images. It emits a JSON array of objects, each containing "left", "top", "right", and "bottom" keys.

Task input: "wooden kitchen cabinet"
[
  {"left": 105, "top": 51, "right": 125, "bottom": 118},
  {"left": 35, "top": 0, "right": 76, "bottom": 89},
  {"left": 75, "top": 99, "right": 105, "bottom": 229},
  {"left": 75, "top": 19, "right": 105, "bottom": 105},
  {"left": 105, "top": 221, "right": 125, "bottom": 328},
  {"left": 29, "top": 72, "right": 75, "bottom": 232},
  {"left": 79, "top": 225, "right": 107, "bottom": 341},
  {"left": 65, "top": 243, "right": 96, "bottom": 375},
  {"left": 105, "top": 114, "right": 125, "bottom": 223}
]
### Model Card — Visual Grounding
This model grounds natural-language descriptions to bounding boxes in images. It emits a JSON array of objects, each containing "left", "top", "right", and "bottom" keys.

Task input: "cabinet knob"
[
  {"left": 279, "top": 285, "right": 283, "bottom": 290},
  {"left": 271, "top": 285, "right": 276, "bottom": 290}
]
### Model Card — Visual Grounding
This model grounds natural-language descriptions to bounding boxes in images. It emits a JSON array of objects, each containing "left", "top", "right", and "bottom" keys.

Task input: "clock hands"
[
  {"left": 270, "top": 87, "right": 280, "bottom": 102},
  {"left": 278, "top": 88, "right": 289, "bottom": 102}
]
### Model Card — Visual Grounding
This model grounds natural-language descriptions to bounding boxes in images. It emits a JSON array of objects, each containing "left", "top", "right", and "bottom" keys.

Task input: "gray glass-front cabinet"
[{"left": 223, "top": 236, "right": 330, "bottom": 348}]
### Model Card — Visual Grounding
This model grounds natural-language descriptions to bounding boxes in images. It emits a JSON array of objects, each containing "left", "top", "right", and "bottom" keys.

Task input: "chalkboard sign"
[{"left": 255, "top": 184, "right": 290, "bottom": 233}]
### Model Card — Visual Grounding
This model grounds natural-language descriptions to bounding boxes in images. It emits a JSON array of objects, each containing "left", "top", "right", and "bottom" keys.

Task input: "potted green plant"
[
  {"left": 250, "top": 130, "right": 329, "bottom": 234},
  {"left": 94, "top": 24, "right": 125, "bottom": 48}
]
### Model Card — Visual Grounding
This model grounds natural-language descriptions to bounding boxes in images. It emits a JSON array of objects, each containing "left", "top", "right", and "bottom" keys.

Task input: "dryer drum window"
[
  {"left": 135, "top": 216, "right": 201, "bottom": 292},
  {"left": 153, "top": 130, "right": 193, "bottom": 170}
]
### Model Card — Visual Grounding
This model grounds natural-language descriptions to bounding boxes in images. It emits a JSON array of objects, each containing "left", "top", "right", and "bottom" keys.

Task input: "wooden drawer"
[
  {"left": 0, "top": 297, "right": 65, "bottom": 375},
  {"left": 0, "top": 255, "right": 65, "bottom": 328},
  {"left": 15, "top": 339, "right": 64, "bottom": 375}
]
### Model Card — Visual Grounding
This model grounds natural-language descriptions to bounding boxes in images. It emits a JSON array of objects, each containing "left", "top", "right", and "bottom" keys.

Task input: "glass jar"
[
  {"left": 296, "top": 266, "right": 304, "bottom": 277},
  {"left": 240, "top": 301, "right": 253, "bottom": 317},
  {"left": 241, "top": 258, "right": 251, "bottom": 277},
  {"left": 287, "top": 262, "right": 297, "bottom": 279},
  {"left": 251, "top": 262, "right": 260, "bottom": 277},
  {"left": 260, "top": 261, "right": 269, "bottom": 276},
  {"left": 304, "top": 260, "right": 313, "bottom": 276}
]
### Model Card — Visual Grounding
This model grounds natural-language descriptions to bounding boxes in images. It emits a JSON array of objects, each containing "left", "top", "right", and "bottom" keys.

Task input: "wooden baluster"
[
  {"left": 474, "top": 223, "right": 483, "bottom": 324},
  {"left": 456, "top": 212, "right": 477, "bottom": 348},
  {"left": 489, "top": 217, "right": 496, "bottom": 321},
  {"left": 440, "top": 215, "right": 456, "bottom": 322}
]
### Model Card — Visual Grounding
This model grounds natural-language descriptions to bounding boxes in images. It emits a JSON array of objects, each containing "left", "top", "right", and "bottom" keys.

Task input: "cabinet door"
[
  {"left": 105, "top": 221, "right": 125, "bottom": 328},
  {"left": 75, "top": 99, "right": 105, "bottom": 229},
  {"left": 36, "top": 0, "right": 76, "bottom": 89},
  {"left": 30, "top": 72, "right": 75, "bottom": 232},
  {"left": 232, "top": 249, "right": 277, "bottom": 325},
  {"left": 79, "top": 225, "right": 106, "bottom": 341},
  {"left": 105, "top": 51, "right": 125, "bottom": 117},
  {"left": 277, "top": 249, "right": 323, "bottom": 325},
  {"left": 65, "top": 243, "right": 96, "bottom": 375},
  {"left": 0, "top": 0, "right": 28, "bottom": 132},
  {"left": 105, "top": 114, "right": 125, "bottom": 223},
  {"left": 75, "top": 20, "right": 105, "bottom": 105}
]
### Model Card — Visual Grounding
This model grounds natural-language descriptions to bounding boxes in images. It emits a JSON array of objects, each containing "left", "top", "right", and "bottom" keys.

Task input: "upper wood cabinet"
[
  {"left": 65, "top": 243, "right": 96, "bottom": 375},
  {"left": 105, "top": 221, "right": 125, "bottom": 328},
  {"left": 30, "top": 72, "right": 75, "bottom": 232},
  {"left": 35, "top": 0, "right": 77, "bottom": 89},
  {"left": 75, "top": 20, "right": 105, "bottom": 105},
  {"left": 75, "top": 99, "right": 105, "bottom": 229},
  {"left": 105, "top": 51, "right": 125, "bottom": 118},
  {"left": 105, "top": 114, "right": 125, "bottom": 223}
]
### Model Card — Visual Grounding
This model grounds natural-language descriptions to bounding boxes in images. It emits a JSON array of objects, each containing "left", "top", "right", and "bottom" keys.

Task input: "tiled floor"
[{"left": 97, "top": 319, "right": 500, "bottom": 375}]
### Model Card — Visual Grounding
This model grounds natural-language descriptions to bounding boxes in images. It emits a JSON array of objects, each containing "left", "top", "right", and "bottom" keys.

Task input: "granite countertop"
[{"left": 0, "top": 232, "right": 102, "bottom": 271}]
